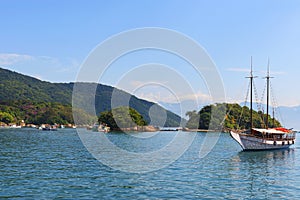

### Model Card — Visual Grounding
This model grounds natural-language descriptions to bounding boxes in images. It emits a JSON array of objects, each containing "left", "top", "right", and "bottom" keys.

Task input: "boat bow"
[{"left": 230, "top": 131, "right": 245, "bottom": 150}]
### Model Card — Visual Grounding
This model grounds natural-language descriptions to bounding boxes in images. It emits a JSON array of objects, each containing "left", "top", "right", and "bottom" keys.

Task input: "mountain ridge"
[{"left": 0, "top": 67, "right": 183, "bottom": 127}]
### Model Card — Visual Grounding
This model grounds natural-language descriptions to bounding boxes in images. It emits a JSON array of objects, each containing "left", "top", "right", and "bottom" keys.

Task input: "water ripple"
[{"left": 1, "top": 129, "right": 300, "bottom": 199}]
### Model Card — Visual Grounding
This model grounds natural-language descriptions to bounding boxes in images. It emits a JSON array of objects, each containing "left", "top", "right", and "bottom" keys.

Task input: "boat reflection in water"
[{"left": 228, "top": 149, "right": 296, "bottom": 198}]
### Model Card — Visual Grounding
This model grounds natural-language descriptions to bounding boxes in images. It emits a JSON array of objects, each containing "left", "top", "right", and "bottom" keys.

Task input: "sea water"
[{"left": 1, "top": 128, "right": 299, "bottom": 199}]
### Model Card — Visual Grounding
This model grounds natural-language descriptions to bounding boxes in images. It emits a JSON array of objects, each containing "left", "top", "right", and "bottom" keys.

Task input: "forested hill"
[
  {"left": 0, "top": 67, "right": 73, "bottom": 104},
  {"left": 185, "top": 103, "right": 281, "bottom": 130},
  {"left": 0, "top": 67, "right": 182, "bottom": 126}
]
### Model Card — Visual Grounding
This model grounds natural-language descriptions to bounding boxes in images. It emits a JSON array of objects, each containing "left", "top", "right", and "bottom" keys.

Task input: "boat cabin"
[{"left": 252, "top": 128, "right": 296, "bottom": 141}]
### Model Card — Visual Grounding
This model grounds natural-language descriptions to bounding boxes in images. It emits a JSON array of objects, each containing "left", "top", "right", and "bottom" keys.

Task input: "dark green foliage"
[
  {"left": 0, "top": 67, "right": 182, "bottom": 126},
  {"left": 93, "top": 84, "right": 182, "bottom": 127},
  {"left": 186, "top": 103, "right": 281, "bottom": 130},
  {"left": 185, "top": 111, "right": 199, "bottom": 129},
  {"left": 0, "top": 100, "right": 95, "bottom": 125},
  {"left": 0, "top": 111, "right": 14, "bottom": 124},
  {"left": 98, "top": 107, "right": 148, "bottom": 130},
  {"left": 0, "top": 68, "right": 72, "bottom": 104}
]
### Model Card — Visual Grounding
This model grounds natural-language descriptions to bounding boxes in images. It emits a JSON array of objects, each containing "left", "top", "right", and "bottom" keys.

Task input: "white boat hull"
[{"left": 230, "top": 131, "right": 295, "bottom": 151}]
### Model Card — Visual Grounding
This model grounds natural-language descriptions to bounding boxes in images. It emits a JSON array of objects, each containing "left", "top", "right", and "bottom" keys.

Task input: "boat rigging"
[{"left": 230, "top": 58, "right": 296, "bottom": 151}]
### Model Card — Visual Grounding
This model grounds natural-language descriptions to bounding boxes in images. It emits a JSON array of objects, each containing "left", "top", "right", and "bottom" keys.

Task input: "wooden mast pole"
[
  {"left": 247, "top": 57, "right": 257, "bottom": 132},
  {"left": 250, "top": 57, "right": 253, "bottom": 131},
  {"left": 265, "top": 59, "right": 273, "bottom": 129}
]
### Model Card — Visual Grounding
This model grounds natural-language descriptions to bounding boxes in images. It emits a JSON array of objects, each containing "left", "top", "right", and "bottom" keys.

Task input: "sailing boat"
[{"left": 230, "top": 59, "right": 296, "bottom": 151}]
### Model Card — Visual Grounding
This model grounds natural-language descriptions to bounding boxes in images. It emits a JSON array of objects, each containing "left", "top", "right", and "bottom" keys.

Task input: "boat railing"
[{"left": 262, "top": 134, "right": 296, "bottom": 141}]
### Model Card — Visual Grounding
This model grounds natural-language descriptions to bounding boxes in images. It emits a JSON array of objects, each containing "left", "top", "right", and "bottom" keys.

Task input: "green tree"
[
  {"left": 0, "top": 111, "right": 14, "bottom": 124},
  {"left": 98, "top": 106, "right": 147, "bottom": 130},
  {"left": 185, "top": 110, "right": 199, "bottom": 129}
]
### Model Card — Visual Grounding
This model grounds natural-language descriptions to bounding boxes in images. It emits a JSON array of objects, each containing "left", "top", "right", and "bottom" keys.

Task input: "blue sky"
[{"left": 1, "top": 0, "right": 300, "bottom": 107}]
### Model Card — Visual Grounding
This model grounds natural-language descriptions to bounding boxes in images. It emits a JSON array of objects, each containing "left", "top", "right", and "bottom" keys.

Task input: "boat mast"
[
  {"left": 265, "top": 59, "right": 273, "bottom": 129},
  {"left": 272, "top": 108, "right": 275, "bottom": 128},
  {"left": 247, "top": 57, "right": 257, "bottom": 131},
  {"left": 249, "top": 57, "right": 254, "bottom": 130},
  {"left": 250, "top": 56, "right": 253, "bottom": 130}
]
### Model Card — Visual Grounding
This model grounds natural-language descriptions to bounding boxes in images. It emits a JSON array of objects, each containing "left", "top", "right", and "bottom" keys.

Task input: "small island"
[
  {"left": 185, "top": 103, "right": 281, "bottom": 132},
  {"left": 98, "top": 106, "right": 158, "bottom": 132}
]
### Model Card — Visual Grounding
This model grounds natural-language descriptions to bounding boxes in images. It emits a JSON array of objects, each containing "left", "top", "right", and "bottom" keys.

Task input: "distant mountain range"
[
  {"left": 158, "top": 100, "right": 206, "bottom": 120},
  {"left": 277, "top": 106, "right": 300, "bottom": 131},
  {"left": 0, "top": 67, "right": 183, "bottom": 127}
]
